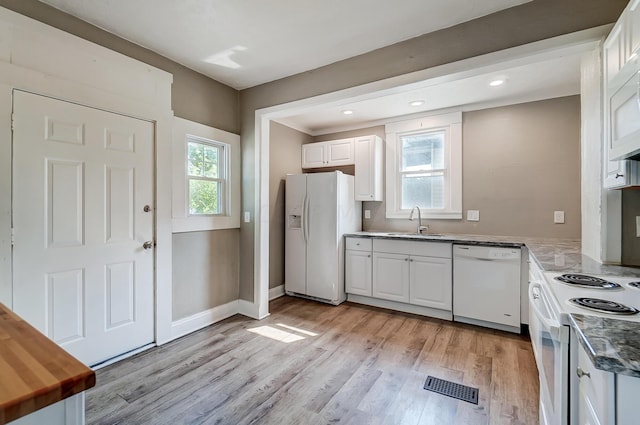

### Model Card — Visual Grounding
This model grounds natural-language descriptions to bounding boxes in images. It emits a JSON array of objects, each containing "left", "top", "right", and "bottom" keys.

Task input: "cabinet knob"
[
  {"left": 615, "top": 173, "right": 624, "bottom": 179},
  {"left": 576, "top": 368, "right": 591, "bottom": 379},
  {"left": 404, "top": 258, "right": 409, "bottom": 262},
  {"left": 368, "top": 254, "right": 371, "bottom": 258},
  {"left": 410, "top": 259, "right": 414, "bottom": 262}
]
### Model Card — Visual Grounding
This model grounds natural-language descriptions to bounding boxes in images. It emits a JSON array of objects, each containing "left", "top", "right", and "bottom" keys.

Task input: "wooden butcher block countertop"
[{"left": 0, "top": 304, "right": 95, "bottom": 424}]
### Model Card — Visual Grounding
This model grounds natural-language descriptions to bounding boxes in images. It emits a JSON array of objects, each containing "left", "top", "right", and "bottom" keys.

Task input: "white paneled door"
[{"left": 12, "top": 91, "right": 155, "bottom": 366}]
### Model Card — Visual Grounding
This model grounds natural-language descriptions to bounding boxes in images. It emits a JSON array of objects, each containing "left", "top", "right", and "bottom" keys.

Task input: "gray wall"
[
  {"left": 269, "top": 122, "right": 311, "bottom": 289},
  {"left": 0, "top": 1, "right": 243, "bottom": 318},
  {"left": 239, "top": 0, "right": 626, "bottom": 301},
  {"left": 329, "top": 97, "right": 581, "bottom": 238}
]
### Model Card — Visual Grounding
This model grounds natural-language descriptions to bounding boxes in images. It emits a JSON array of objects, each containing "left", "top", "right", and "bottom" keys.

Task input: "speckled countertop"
[
  {"left": 569, "top": 314, "right": 640, "bottom": 378},
  {"left": 347, "top": 231, "right": 640, "bottom": 376}
]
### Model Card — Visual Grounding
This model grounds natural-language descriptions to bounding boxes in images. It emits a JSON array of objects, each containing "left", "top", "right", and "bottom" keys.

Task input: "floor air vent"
[{"left": 423, "top": 376, "right": 479, "bottom": 405}]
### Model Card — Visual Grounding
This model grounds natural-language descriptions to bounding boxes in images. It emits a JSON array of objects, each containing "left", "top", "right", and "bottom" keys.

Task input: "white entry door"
[{"left": 12, "top": 91, "right": 155, "bottom": 366}]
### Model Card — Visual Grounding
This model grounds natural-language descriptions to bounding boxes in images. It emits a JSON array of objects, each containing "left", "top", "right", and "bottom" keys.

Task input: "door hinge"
[
  {"left": 11, "top": 113, "right": 14, "bottom": 131},
  {"left": 10, "top": 228, "right": 14, "bottom": 246}
]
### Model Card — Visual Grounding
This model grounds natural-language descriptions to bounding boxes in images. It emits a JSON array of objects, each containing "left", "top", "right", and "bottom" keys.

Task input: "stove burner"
[
  {"left": 555, "top": 274, "right": 621, "bottom": 289},
  {"left": 569, "top": 298, "right": 639, "bottom": 315},
  {"left": 628, "top": 282, "right": 640, "bottom": 290}
]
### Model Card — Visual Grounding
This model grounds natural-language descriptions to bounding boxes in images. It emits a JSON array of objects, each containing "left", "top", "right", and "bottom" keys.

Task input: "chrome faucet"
[{"left": 409, "top": 206, "right": 429, "bottom": 234}]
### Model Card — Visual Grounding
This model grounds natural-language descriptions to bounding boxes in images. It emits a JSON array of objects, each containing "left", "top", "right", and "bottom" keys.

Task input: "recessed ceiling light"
[
  {"left": 489, "top": 79, "right": 505, "bottom": 87},
  {"left": 409, "top": 100, "right": 424, "bottom": 107},
  {"left": 342, "top": 110, "right": 354, "bottom": 115}
]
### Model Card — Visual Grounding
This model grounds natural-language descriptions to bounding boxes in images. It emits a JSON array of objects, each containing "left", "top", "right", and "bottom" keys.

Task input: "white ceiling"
[
  {"left": 276, "top": 53, "right": 583, "bottom": 135},
  {"left": 37, "top": 0, "right": 531, "bottom": 90}
]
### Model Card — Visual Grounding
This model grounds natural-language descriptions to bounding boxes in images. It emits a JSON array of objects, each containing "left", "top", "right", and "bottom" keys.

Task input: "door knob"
[
  {"left": 143, "top": 205, "right": 152, "bottom": 212},
  {"left": 143, "top": 241, "right": 155, "bottom": 250}
]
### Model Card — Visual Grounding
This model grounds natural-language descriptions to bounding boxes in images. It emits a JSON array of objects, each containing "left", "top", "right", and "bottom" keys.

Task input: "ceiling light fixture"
[
  {"left": 409, "top": 100, "right": 424, "bottom": 107},
  {"left": 342, "top": 110, "right": 354, "bottom": 115},
  {"left": 489, "top": 79, "right": 505, "bottom": 87}
]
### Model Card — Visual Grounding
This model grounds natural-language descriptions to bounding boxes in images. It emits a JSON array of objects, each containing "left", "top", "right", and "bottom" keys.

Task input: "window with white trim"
[
  {"left": 187, "top": 137, "right": 227, "bottom": 215},
  {"left": 385, "top": 112, "right": 462, "bottom": 219},
  {"left": 172, "top": 117, "right": 240, "bottom": 232}
]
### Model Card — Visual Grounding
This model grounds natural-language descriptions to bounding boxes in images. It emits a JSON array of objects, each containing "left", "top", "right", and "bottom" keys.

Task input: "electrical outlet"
[
  {"left": 467, "top": 210, "right": 479, "bottom": 221},
  {"left": 244, "top": 211, "right": 250, "bottom": 223},
  {"left": 554, "top": 211, "right": 565, "bottom": 224},
  {"left": 364, "top": 210, "right": 371, "bottom": 219}
]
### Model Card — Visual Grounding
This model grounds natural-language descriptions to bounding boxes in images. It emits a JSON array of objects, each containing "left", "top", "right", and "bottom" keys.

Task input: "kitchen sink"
[{"left": 375, "top": 232, "right": 446, "bottom": 238}]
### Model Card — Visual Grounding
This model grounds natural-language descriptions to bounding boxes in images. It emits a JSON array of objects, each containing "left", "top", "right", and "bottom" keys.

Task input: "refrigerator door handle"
[{"left": 303, "top": 194, "right": 310, "bottom": 243}]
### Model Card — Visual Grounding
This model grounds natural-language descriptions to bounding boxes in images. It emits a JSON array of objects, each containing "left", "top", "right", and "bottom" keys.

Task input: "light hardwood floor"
[{"left": 86, "top": 296, "right": 539, "bottom": 425}]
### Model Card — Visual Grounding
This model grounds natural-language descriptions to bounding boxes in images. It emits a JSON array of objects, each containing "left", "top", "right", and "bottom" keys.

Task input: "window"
[
  {"left": 172, "top": 117, "right": 240, "bottom": 232},
  {"left": 187, "top": 138, "right": 226, "bottom": 215},
  {"left": 385, "top": 112, "right": 462, "bottom": 219}
]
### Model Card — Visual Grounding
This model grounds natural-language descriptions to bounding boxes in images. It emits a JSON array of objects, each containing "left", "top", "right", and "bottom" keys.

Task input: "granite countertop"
[
  {"left": 569, "top": 314, "right": 640, "bottom": 378},
  {"left": 347, "top": 231, "right": 640, "bottom": 376}
]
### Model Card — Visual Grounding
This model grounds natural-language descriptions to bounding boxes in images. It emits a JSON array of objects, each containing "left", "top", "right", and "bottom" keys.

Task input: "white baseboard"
[
  {"left": 170, "top": 300, "right": 239, "bottom": 340},
  {"left": 269, "top": 284, "right": 285, "bottom": 300}
]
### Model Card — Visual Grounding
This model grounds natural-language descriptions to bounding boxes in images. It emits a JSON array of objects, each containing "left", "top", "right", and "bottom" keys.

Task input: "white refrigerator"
[{"left": 285, "top": 171, "right": 362, "bottom": 304}]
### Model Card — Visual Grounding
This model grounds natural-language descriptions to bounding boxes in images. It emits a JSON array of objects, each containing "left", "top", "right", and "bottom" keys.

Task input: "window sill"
[{"left": 172, "top": 215, "right": 240, "bottom": 233}]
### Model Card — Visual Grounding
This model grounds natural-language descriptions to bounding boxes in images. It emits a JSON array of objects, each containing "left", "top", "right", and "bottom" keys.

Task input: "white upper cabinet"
[
  {"left": 354, "top": 135, "right": 383, "bottom": 201},
  {"left": 301, "top": 138, "right": 354, "bottom": 168},
  {"left": 604, "top": 0, "right": 640, "bottom": 160}
]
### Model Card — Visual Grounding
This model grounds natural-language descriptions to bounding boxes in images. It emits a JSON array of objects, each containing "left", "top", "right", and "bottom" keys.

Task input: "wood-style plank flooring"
[{"left": 86, "top": 296, "right": 539, "bottom": 425}]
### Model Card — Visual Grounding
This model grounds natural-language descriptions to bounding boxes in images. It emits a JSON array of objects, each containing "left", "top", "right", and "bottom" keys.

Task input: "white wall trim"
[
  {"left": 0, "top": 7, "right": 174, "bottom": 346},
  {"left": 170, "top": 300, "right": 239, "bottom": 340},
  {"left": 269, "top": 285, "right": 285, "bottom": 300}
]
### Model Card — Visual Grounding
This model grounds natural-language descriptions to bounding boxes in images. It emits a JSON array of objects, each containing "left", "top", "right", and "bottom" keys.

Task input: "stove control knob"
[{"left": 576, "top": 368, "right": 591, "bottom": 379}]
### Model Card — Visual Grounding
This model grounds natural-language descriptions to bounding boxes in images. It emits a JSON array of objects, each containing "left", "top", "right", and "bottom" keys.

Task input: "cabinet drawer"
[
  {"left": 577, "top": 343, "right": 614, "bottom": 425},
  {"left": 346, "top": 237, "right": 372, "bottom": 251},
  {"left": 373, "top": 239, "right": 451, "bottom": 258}
]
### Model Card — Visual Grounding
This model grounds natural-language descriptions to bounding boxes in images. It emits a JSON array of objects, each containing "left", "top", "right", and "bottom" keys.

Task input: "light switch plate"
[
  {"left": 467, "top": 210, "right": 479, "bottom": 221},
  {"left": 364, "top": 210, "right": 371, "bottom": 219},
  {"left": 244, "top": 211, "right": 250, "bottom": 223},
  {"left": 636, "top": 216, "right": 640, "bottom": 237},
  {"left": 554, "top": 211, "right": 565, "bottom": 224}
]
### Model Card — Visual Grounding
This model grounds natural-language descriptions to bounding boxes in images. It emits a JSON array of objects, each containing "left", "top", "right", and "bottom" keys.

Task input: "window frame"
[
  {"left": 385, "top": 111, "right": 462, "bottom": 219},
  {"left": 186, "top": 136, "right": 228, "bottom": 217},
  {"left": 172, "top": 117, "right": 240, "bottom": 232}
]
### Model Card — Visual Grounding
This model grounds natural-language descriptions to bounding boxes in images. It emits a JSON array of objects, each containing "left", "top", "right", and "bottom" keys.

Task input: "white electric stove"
[{"left": 543, "top": 272, "right": 640, "bottom": 323}]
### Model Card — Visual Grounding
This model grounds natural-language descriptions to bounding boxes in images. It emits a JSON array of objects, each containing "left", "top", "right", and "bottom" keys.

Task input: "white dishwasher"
[{"left": 453, "top": 244, "right": 521, "bottom": 333}]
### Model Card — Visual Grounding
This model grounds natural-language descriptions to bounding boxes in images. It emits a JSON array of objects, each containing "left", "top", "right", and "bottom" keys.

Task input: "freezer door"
[
  {"left": 285, "top": 174, "right": 307, "bottom": 295},
  {"left": 306, "top": 172, "right": 339, "bottom": 301}
]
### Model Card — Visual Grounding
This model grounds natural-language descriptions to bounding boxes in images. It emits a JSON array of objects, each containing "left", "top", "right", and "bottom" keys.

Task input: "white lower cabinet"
[
  {"left": 372, "top": 252, "right": 410, "bottom": 303},
  {"left": 575, "top": 342, "right": 614, "bottom": 425},
  {"left": 345, "top": 250, "right": 372, "bottom": 296},
  {"left": 409, "top": 256, "right": 452, "bottom": 310},
  {"left": 347, "top": 238, "right": 453, "bottom": 315},
  {"left": 345, "top": 237, "right": 373, "bottom": 296}
]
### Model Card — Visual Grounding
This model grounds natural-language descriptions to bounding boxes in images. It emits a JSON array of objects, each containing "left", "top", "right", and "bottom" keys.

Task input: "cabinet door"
[
  {"left": 302, "top": 143, "right": 326, "bottom": 168},
  {"left": 373, "top": 252, "right": 409, "bottom": 303},
  {"left": 609, "top": 71, "right": 640, "bottom": 159},
  {"left": 354, "top": 136, "right": 383, "bottom": 201},
  {"left": 326, "top": 138, "right": 354, "bottom": 166},
  {"left": 604, "top": 23, "right": 625, "bottom": 83},
  {"left": 576, "top": 343, "right": 614, "bottom": 425},
  {"left": 345, "top": 250, "right": 372, "bottom": 296},
  {"left": 628, "top": 0, "right": 640, "bottom": 63},
  {"left": 409, "top": 256, "right": 452, "bottom": 310}
]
